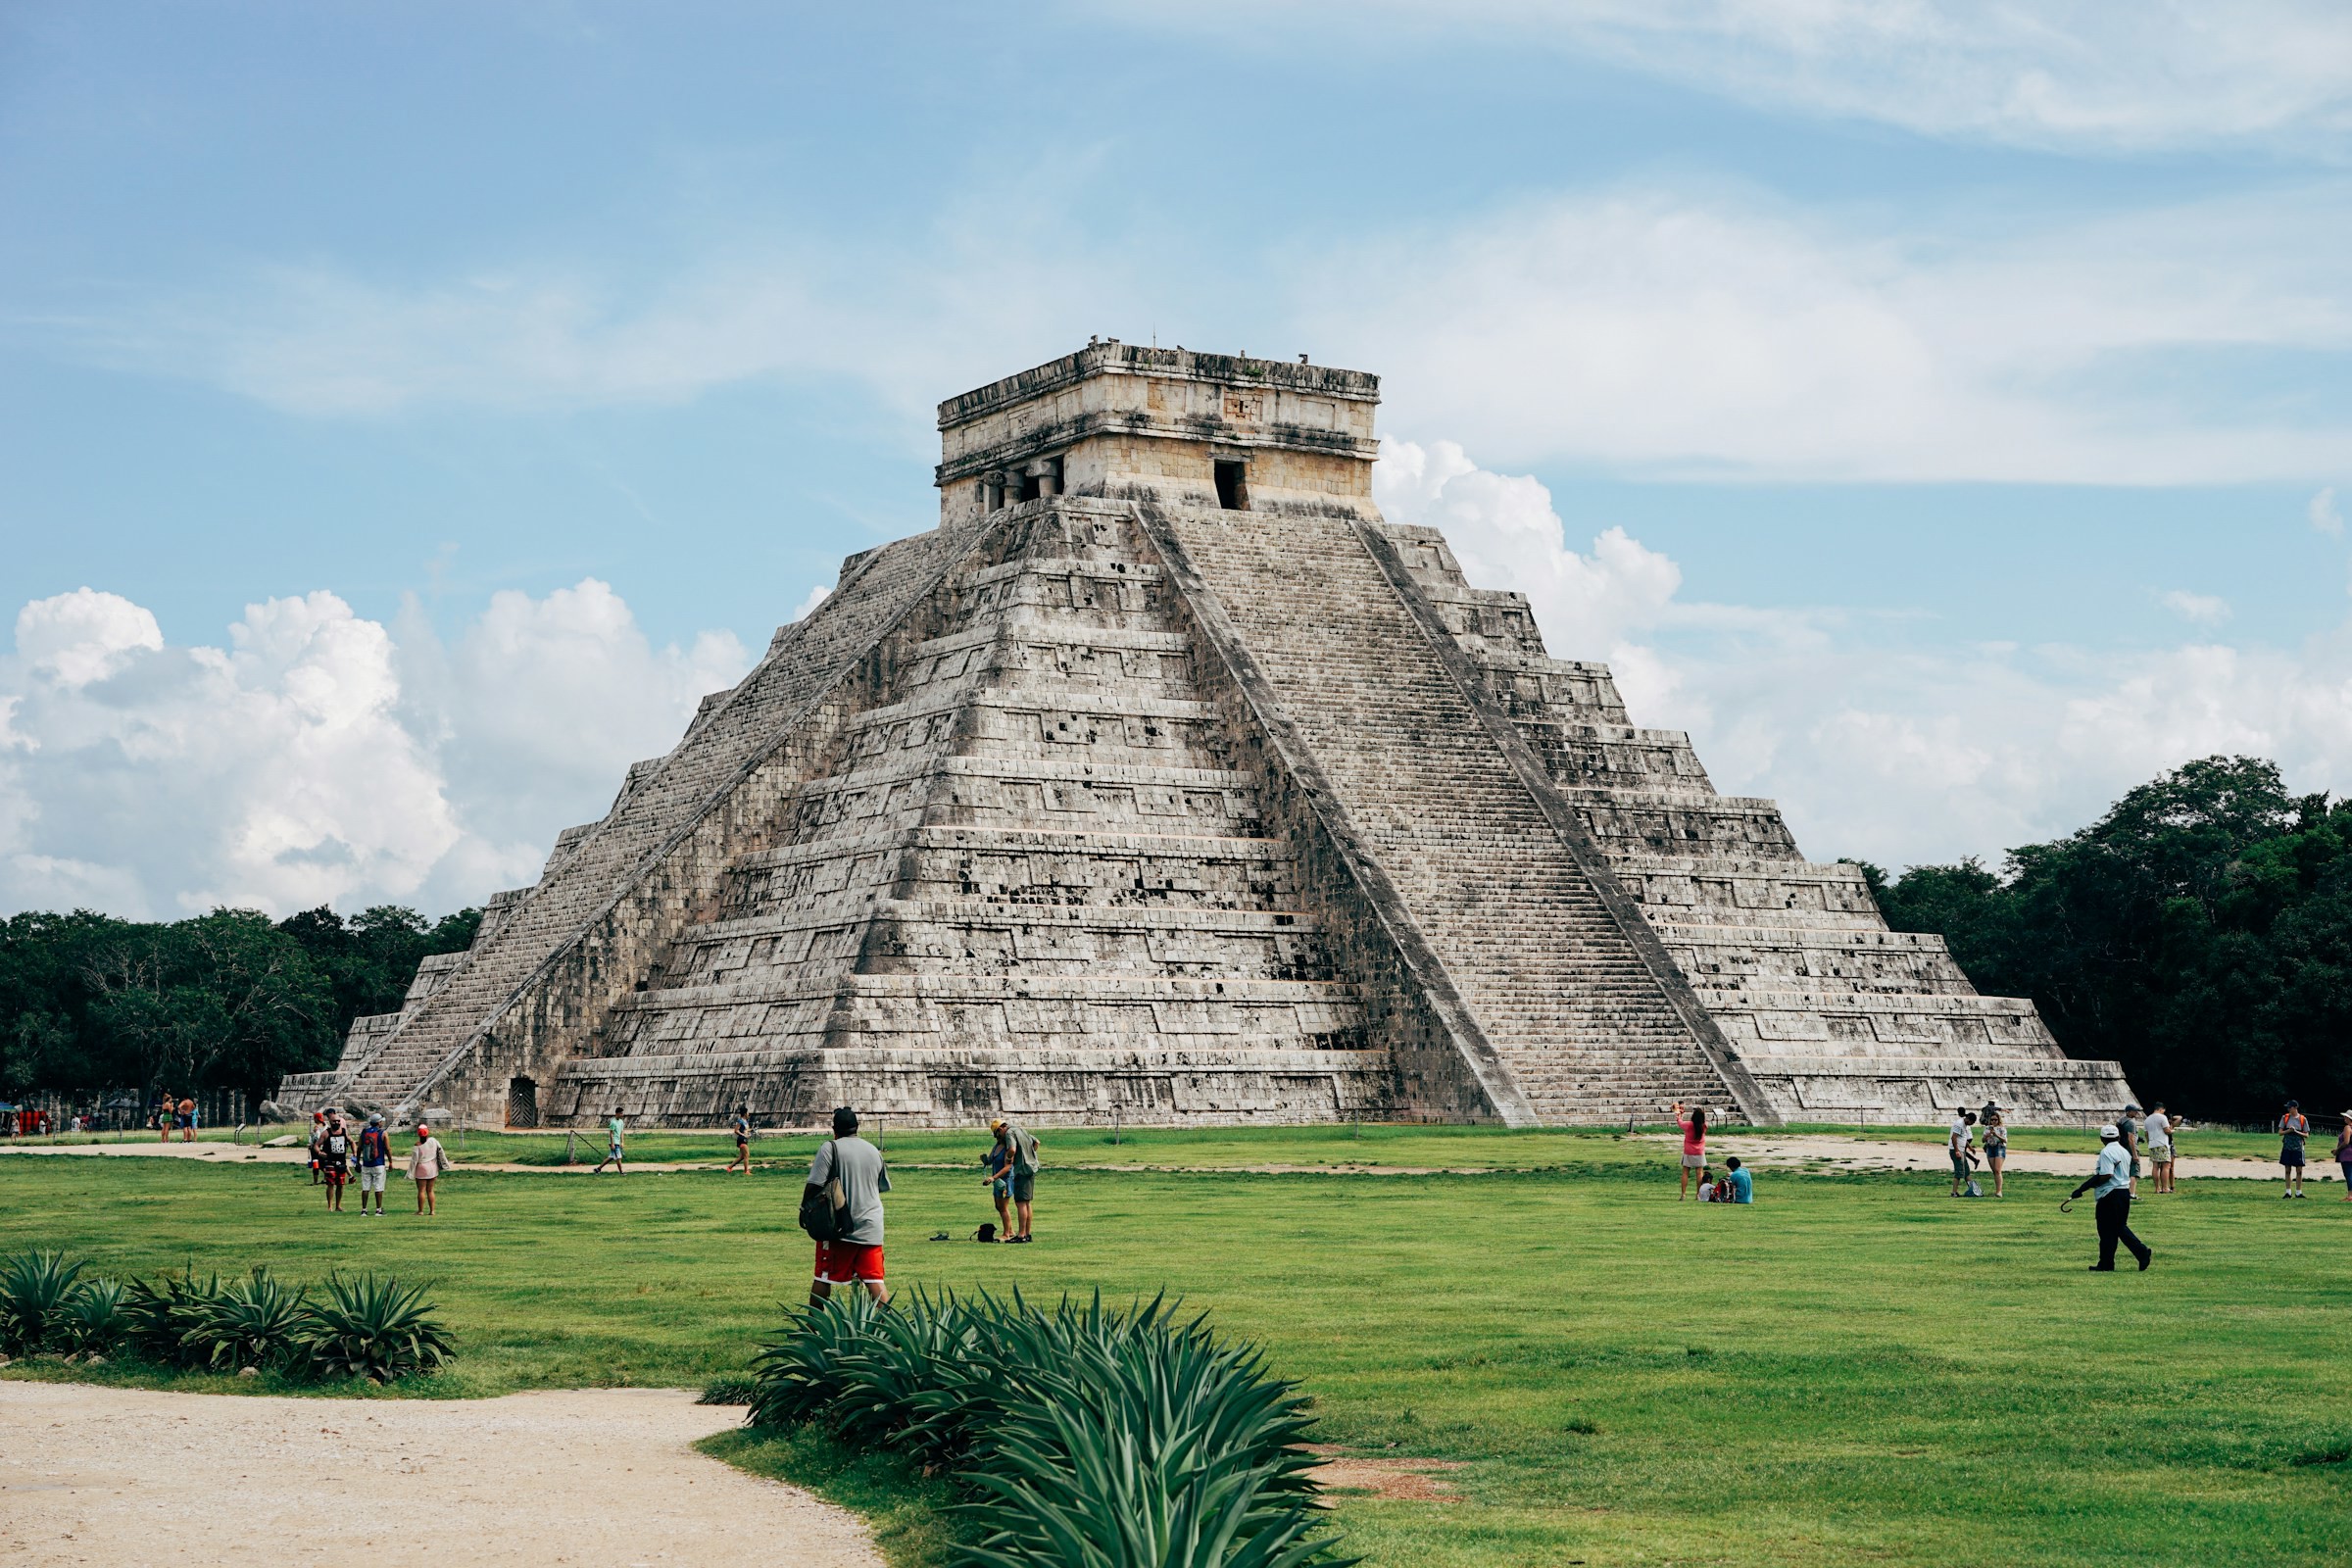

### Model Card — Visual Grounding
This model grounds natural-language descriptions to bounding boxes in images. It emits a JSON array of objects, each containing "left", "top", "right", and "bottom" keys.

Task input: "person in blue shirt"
[
  {"left": 2068, "top": 1123, "right": 2151, "bottom": 1271},
  {"left": 1722, "top": 1156, "right": 1753, "bottom": 1203}
]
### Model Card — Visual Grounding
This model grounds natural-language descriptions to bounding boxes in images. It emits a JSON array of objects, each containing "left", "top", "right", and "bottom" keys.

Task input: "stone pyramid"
[{"left": 280, "top": 344, "right": 2133, "bottom": 1128}]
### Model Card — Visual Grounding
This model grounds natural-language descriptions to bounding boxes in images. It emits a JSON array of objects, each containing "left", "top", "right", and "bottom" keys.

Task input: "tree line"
[
  {"left": 1861, "top": 755, "right": 2352, "bottom": 1121},
  {"left": 0, "top": 905, "right": 478, "bottom": 1106}
]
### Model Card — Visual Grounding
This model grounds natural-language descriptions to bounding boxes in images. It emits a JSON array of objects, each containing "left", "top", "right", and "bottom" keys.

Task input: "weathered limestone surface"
[{"left": 279, "top": 341, "right": 2132, "bottom": 1127}]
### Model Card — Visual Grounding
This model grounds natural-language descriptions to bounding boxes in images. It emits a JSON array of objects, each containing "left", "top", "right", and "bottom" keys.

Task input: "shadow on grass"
[{"left": 697, "top": 1423, "right": 976, "bottom": 1568}]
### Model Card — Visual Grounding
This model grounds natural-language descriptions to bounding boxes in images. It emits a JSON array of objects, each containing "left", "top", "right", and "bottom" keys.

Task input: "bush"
[
  {"left": 186, "top": 1270, "right": 310, "bottom": 1373},
  {"left": 120, "top": 1271, "right": 224, "bottom": 1366},
  {"left": 747, "top": 1291, "right": 1348, "bottom": 1568},
  {"left": 301, "top": 1272, "right": 455, "bottom": 1383},
  {"left": 698, "top": 1372, "right": 760, "bottom": 1406},
  {"left": 0, "top": 1250, "right": 85, "bottom": 1353},
  {"left": 53, "top": 1279, "right": 126, "bottom": 1354}
]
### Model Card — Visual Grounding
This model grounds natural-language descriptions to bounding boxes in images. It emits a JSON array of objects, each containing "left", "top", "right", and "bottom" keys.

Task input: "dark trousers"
[{"left": 2095, "top": 1190, "right": 2149, "bottom": 1269}]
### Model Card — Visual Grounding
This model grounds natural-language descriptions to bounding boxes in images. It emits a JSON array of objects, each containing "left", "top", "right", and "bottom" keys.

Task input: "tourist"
[
  {"left": 355, "top": 1113, "right": 391, "bottom": 1217},
  {"left": 999, "top": 1117, "right": 1042, "bottom": 1242},
  {"left": 156, "top": 1092, "right": 172, "bottom": 1143},
  {"left": 593, "top": 1107, "right": 625, "bottom": 1175},
  {"left": 1696, "top": 1166, "right": 1718, "bottom": 1202},
  {"left": 319, "top": 1112, "right": 352, "bottom": 1213},
  {"left": 180, "top": 1096, "right": 196, "bottom": 1143},
  {"left": 1947, "top": 1108, "right": 1979, "bottom": 1198},
  {"left": 1672, "top": 1101, "right": 1707, "bottom": 1200},
  {"left": 2333, "top": 1113, "right": 2352, "bottom": 1201},
  {"left": 807, "top": 1106, "right": 890, "bottom": 1306},
  {"left": 2145, "top": 1102, "right": 2176, "bottom": 1195},
  {"left": 2279, "top": 1100, "right": 2310, "bottom": 1199},
  {"left": 1723, "top": 1155, "right": 1753, "bottom": 1203},
  {"left": 981, "top": 1126, "right": 1014, "bottom": 1240},
  {"left": 410, "top": 1123, "right": 448, "bottom": 1214},
  {"left": 2068, "top": 1123, "right": 2151, "bottom": 1271},
  {"left": 2118, "top": 1103, "right": 2142, "bottom": 1194},
  {"left": 727, "top": 1106, "right": 753, "bottom": 1176},
  {"left": 307, "top": 1110, "right": 327, "bottom": 1185},
  {"left": 1981, "top": 1102, "right": 2010, "bottom": 1198}
]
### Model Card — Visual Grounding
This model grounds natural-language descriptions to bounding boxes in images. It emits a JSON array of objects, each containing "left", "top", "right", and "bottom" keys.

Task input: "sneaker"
[
  {"left": 2137, "top": 1252, "right": 2152, "bottom": 1271},
  {"left": 2087, "top": 1263, "right": 2115, "bottom": 1271}
]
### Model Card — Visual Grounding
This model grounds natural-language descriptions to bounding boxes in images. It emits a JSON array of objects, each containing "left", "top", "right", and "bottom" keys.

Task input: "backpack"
[
  {"left": 974, "top": 1223, "right": 998, "bottom": 1243},
  {"left": 798, "top": 1144, "right": 850, "bottom": 1241}
]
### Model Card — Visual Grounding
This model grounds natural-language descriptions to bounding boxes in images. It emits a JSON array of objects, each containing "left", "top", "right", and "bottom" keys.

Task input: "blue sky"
[{"left": 8, "top": 2, "right": 2352, "bottom": 918}]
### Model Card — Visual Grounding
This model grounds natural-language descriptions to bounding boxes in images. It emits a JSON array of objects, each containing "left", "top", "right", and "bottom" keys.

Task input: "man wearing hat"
[
  {"left": 355, "top": 1112, "right": 392, "bottom": 1217},
  {"left": 2117, "top": 1102, "right": 2142, "bottom": 1195},
  {"left": 2068, "top": 1123, "right": 2151, "bottom": 1271},
  {"left": 2278, "top": 1099, "right": 2310, "bottom": 1198}
]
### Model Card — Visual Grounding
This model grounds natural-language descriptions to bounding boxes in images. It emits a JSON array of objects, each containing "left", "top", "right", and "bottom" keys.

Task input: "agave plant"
[
  {"left": 0, "top": 1249, "right": 85, "bottom": 1353},
  {"left": 301, "top": 1272, "right": 455, "bottom": 1383},
  {"left": 185, "top": 1269, "right": 310, "bottom": 1373},
  {"left": 744, "top": 1289, "right": 1348, "bottom": 1568},
  {"left": 120, "top": 1272, "right": 226, "bottom": 1366},
  {"left": 52, "top": 1278, "right": 127, "bottom": 1355}
]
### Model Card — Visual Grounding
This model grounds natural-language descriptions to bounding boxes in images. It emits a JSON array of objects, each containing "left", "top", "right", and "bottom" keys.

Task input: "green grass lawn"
[{"left": 2, "top": 1133, "right": 2346, "bottom": 1567}]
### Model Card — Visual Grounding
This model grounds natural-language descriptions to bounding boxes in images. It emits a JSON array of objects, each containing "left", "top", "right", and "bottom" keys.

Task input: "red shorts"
[{"left": 814, "top": 1241, "right": 884, "bottom": 1284}]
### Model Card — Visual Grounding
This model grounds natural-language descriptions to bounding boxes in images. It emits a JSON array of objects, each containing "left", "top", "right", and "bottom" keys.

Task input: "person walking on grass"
[
  {"left": 981, "top": 1126, "right": 1014, "bottom": 1240},
  {"left": 1948, "top": 1108, "right": 1980, "bottom": 1197},
  {"left": 2069, "top": 1122, "right": 2151, "bottom": 1271},
  {"left": 307, "top": 1110, "right": 327, "bottom": 1185},
  {"left": 2145, "top": 1102, "right": 2176, "bottom": 1195},
  {"left": 593, "top": 1108, "right": 626, "bottom": 1175},
  {"left": 727, "top": 1106, "right": 753, "bottom": 1176},
  {"left": 807, "top": 1106, "right": 890, "bottom": 1307},
  {"left": 319, "top": 1112, "right": 352, "bottom": 1213},
  {"left": 1672, "top": 1102, "right": 1707, "bottom": 1200},
  {"left": 2279, "top": 1100, "right": 2311, "bottom": 1199},
  {"left": 2118, "top": 1103, "right": 2144, "bottom": 1194},
  {"left": 410, "top": 1123, "right": 448, "bottom": 1214}
]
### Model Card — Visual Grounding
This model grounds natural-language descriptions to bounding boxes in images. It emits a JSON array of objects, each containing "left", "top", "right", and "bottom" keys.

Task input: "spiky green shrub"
[
  {"left": 698, "top": 1373, "right": 760, "bottom": 1406},
  {"left": 53, "top": 1278, "right": 127, "bottom": 1355},
  {"left": 300, "top": 1272, "right": 455, "bottom": 1383},
  {"left": 747, "top": 1291, "right": 1348, "bottom": 1568},
  {"left": 120, "top": 1272, "right": 226, "bottom": 1366},
  {"left": 185, "top": 1269, "right": 310, "bottom": 1372},
  {"left": 0, "top": 1250, "right": 86, "bottom": 1353}
]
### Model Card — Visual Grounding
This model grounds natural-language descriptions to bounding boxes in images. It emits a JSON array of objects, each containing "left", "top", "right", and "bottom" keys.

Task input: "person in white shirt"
[
  {"left": 2144, "top": 1102, "right": 2177, "bottom": 1195},
  {"left": 2068, "top": 1123, "right": 2151, "bottom": 1271},
  {"left": 1947, "top": 1111, "right": 1979, "bottom": 1197}
]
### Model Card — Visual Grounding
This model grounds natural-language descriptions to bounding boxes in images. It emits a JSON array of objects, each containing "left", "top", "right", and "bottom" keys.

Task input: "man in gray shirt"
[{"left": 807, "top": 1105, "right": 891, "bottom": 1306}]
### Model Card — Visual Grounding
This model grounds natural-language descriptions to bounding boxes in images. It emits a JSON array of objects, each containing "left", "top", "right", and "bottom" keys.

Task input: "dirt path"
[
  {"left": 0, "top": 1383, "right": 878, "bottom": 1568},
  {"left": 1681, "top": 1132, "right": 2320, "bottom": 1185}
]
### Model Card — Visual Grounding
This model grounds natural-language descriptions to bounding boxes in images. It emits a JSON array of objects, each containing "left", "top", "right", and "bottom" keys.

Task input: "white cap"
[{"left": 2098, "top": 1122, "right": 2120, "bottom": 1140}]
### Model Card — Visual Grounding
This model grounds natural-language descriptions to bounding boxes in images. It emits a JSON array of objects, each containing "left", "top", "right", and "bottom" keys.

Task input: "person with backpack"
[
  {"left": 994, "top": 1118, "right": 1042, "bottom": 1242},
  {"left": 803, "top": 1106, "right": 890, "bottom": 1306},
  {"left": 355, "top": 1113, "right": 392, "bottom": 1217},
  {"left": 318, "top": 1112, "right": 353, "bottom": 1213},
  {"left": 981, "top": 1127, "right": 1015, "bottom": 1241},
  {"left": 2278, "top": 1100, "right": 2310, "bottom": 1198}
]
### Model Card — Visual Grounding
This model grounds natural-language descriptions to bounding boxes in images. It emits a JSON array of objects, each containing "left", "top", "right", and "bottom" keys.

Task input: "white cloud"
[
  {"left": 1332, "top": 187, "right": 2352, "bottom": 483},
  {"left": 2159, "top": 590, "right": 2231, "bottom": 625},
  {"left": 787, "top": 583, "right": 832, "bottom": 623},
  {"left": 0, "top": 582, "right": 750, "bottom": 920},
  {"left": 1378, "top": 440, "right": 2352, "bottom": 868},
  {"left": 2313, "top": 486, "right": 2344, "bottom": 535},
  {"left": 1206, "top": 1, "right": 2352, "bottom": 153}
]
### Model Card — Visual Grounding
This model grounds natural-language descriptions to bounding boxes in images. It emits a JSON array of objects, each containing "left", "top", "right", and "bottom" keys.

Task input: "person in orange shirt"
[{"left": 1672, "top": 1101, "right": 1708, "bottom": 1200}]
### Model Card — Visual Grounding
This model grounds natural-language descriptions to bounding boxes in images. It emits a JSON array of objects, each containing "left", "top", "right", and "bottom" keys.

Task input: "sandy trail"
[
  {"left": 1686, "top": 1132, "right": 2327, "bottom": 1185},
  {"left": 2, "top": 1134, "right": 2328, "bottom": 1183},
  {"left": 0, "top": 1383, "right": 878, "bottom": 1568}
]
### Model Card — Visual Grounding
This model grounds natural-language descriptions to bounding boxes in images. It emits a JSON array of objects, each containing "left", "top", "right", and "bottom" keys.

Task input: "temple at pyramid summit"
[{"left": 277, "top": 343, "right": 2135, "bottom": 1130}]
